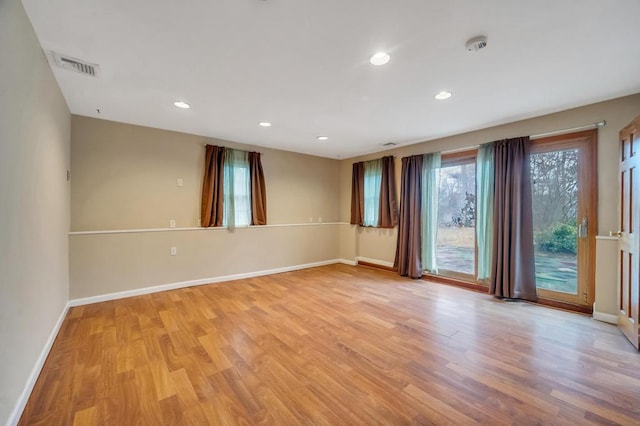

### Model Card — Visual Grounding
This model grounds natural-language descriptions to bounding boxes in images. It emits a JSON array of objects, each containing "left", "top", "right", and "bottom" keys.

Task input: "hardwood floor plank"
[
  {"left": 157, "top": 394, "right": 185, "bottom": 425},
  {"left": 169, "top": 368, "right": 200, "bottom": 408},
  {"left": 148, "top": 360, "right": 175, "bottom": 400},
  {"left": 18, "top": 264, "right": 640, "bottom": 425},
  {"left": 197, "top": 334, "right": 232, "bottom": 373},
  {"left": 550, "top": 389, "right": 640, "bottom": 425},
  {"left": 258, "top": 388, "right": 299, "bottom": 424},
  {"left": 133, "top": 365, "right": 165, "bottom": 424},
  {"left": 403, "top": 383, "right": 476, "bottom": 425},
  {"left": 445, "top": 361, "right": 561, "bottom": 417},
  {"left": 71, "top": 406, "right": 96, "bottom": 426},
  {"left": 206, "top": 371, "right": 255, "bottom": 424},
  {"left": 401, "top": 363, "right": 516, "bottom": 424}
]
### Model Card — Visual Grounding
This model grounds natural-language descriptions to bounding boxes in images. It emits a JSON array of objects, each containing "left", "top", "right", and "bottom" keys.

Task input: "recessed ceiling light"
[
  {"left": 317, "top": 136, "right": 329, "bottom": 141},
  {"left": 173, "top": 101, "right": 190, "bottom": 109},
  {"left": 435, "top": 91, "right": 452, "bottom": 100},
  {"left": 370, "top": 52, "right": 390, "bottom": 66},
  {"left": 258, "top": 122, "right": 272, "bottom": 127}
]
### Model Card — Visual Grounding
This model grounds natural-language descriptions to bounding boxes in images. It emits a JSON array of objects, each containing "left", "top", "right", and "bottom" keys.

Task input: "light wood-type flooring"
[{"left": 19, "top": 264, "right": 640, "bottom": 425}]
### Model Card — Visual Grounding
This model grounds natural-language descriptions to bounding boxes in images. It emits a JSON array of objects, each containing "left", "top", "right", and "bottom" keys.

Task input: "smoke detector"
[
  {"left": 465, "top": 36, "right": 487, "bottom": 52},
  {"left": 51, "top": 51, "right": 100, "bottom": 77}
]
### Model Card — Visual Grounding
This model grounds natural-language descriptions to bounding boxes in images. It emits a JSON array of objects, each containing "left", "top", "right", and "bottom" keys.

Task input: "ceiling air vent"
[
  {"left": 51, "top": 52, "right": 100, "bottom": 77},
  {"left": 382, "top": 142, "right": 397, "bottom": 147}
]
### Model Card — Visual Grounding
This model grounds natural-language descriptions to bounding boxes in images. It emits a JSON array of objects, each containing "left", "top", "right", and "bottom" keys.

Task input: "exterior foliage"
[
  {"left": 530, "top": 149, "right": 578, "bottom": 254},
  {"left": 438, "top": 163, "right": 476, "bottom": 228},
  {"left": 451, "top": 192, "right": 476, "bottom": 227},
  {"left": 535, "top": 222, "right": 578, "bottom": 254}
]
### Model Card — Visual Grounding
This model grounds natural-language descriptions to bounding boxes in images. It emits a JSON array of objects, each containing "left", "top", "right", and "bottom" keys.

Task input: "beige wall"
[
  {"left": 0, "top": 0, "right": 70, "bottom": 423},
  {"left": 70, "top": 225, "right": 340, "bottom": 299},
  {"left": 339, "top": 94, "right": 640, "bottom": 316},
  {"left": 69, "top": 117, "right": 342, "bottom": 298},
  {"left": 71, "top": 116, "right": 341, "bottom": 230}
]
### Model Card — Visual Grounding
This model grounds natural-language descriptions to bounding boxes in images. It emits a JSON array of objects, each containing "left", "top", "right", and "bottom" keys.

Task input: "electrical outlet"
[
  {"left": 170, "top": 247, "right": 177, "bottom": 256},
  {"left": 169, "top": 220, "right": 176, "bottom": 228},
  {"left": 309, "top": 217, "right": 313, "bottom": 223},
  {"left": 177, "top": 178, "right": 184, "bottom": 187},
  {"left": 318, "top": 217, "right": 323, "bottom": 223}
]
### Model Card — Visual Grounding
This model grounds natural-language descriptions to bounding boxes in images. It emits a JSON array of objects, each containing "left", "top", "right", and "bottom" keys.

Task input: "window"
[
  {"left": 363, "top": 159, "right": 382, "bottom": 226},
  {"left": 223, "top": 149, "right": 251, "bottom": 228},
  {"left": 436, "top": 153, "right": 477, "bottom": 278},
  {"left": 350, "top": 156, "right": 397, "bottom": 228},
  {"left": 201, "top": 145, "right": 266, "bottom": 228}
]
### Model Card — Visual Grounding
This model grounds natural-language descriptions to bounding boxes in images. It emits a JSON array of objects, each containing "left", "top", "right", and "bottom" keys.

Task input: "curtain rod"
[
  {"left": 202, "top": 143, "right": 262, "bottom": 154},
  {"left": 441, "top": 146, "right": 479, "bottom": 155},
  {"left": 530, "top": 120, "right": 606, "bottom": 140},
  {"left": 441, "top": 120, "right": 606, "bottom": 154}
]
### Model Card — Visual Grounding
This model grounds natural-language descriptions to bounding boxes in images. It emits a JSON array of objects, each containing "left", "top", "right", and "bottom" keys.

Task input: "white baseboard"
[
  {"left": 592, "top": 302, "right": 618, "bottom": 324},
  {"left": 593, "top": 311, "right": 617, "bottom": 324},
  {"left": 356, "top": 256, "right": 394, "bottom": 268},
  {"left": 69, "top": 259, "right": 348, "bottom": 307},
  {"left": 338, "top": 258, "right": 357, "bottom": 266},
  {"left": 6, "top": 303, "right": 70, "bottom": 426}
]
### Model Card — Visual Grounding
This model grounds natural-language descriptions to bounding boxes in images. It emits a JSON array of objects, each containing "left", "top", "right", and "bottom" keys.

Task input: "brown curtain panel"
[
  {"left": 249, "top": 151, "right": 267, "bottom": 225},
  {"left": 350, "top": 162, "right": 365, "bottom": 225},
  {"left": 490, "top": 136, "right": 537, "bottom": 301},
  {"left": 201, "top": 145, "right": 226, "bottom": 227},
  {"left": 394, "top": 154, "right": 423, "bottom": 278},
  {"left": 378, "top": 156, "right": 398, "bottom": 228}
]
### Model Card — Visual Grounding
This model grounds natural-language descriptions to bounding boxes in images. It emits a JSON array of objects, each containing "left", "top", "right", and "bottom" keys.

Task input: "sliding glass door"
[{"left": 530, "top": 131, "right": 597, "bottom": 305}]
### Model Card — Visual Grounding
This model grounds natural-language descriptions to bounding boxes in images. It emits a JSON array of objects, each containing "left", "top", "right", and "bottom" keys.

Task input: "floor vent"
[{"left": 51, "top": 52, "right": 100, "bottom": 77}]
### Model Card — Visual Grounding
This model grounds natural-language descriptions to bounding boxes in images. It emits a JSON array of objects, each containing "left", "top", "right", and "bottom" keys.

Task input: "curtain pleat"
[
  {"left": 394, "top": 155, "right": 424, "bottom": 278},
  {"left": 421, "top": 153, "right": 441, "bottom": 273},
  {"left": 490, "top": 137, "right": 537, "bottom": 301},
  {"left": 378, "top": 156, "right": 398, "bottom": 228},
  {"left": 249, "top": 152, "right": 267, "bottom": 225},
  {"left": 476, "top": 143, "right": 495, "bottom": 281},
  {"left": 350, "top": 162, "right": 365, "bottom": 225},
  {"left": 201, "top": 145, "right": 226, "bottom": 227}
]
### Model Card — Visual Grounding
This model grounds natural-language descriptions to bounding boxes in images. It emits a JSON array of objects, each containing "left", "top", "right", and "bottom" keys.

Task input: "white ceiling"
[{"left": 22, "top": 0, "right": 640, "bottom": 159}]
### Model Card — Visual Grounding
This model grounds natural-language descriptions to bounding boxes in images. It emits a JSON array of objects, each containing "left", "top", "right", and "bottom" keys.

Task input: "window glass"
[
  {"left": 436, "top": 161, "right": 476, "bottom": 275},
  {"left": 530, "top": 149, "right": 578, "bottom": 294},
  {"left": 363, "top": 159, "right": 382, "bottom": 227},
  {"left": 223, "top": 149, "right": 251, "bottom": 227}
]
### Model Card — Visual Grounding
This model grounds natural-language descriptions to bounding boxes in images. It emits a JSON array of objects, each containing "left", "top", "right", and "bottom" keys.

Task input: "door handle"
[
  {"left": 578, "top": 217, "right": 588, "bottom": 239},
  {"left": 609, "top": 230, "right": 623, "bottom": 237}
]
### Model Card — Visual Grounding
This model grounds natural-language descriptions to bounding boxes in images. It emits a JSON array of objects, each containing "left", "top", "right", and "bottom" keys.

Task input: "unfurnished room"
[{"left": 2, "top": 0, "right": 640, "bottom": 424}]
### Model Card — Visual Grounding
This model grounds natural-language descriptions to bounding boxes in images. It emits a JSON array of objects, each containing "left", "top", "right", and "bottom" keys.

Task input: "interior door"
[{"left": 618, "top": 116, "right": 640, "bottom": 350}]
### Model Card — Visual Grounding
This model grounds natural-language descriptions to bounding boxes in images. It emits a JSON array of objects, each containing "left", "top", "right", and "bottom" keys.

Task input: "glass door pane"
[
  {"left": 530, "top": 149, "right": 579, "bottom": 294},
  {"left": 436, "top": 162, "right": 476, "bottom": 276}
]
